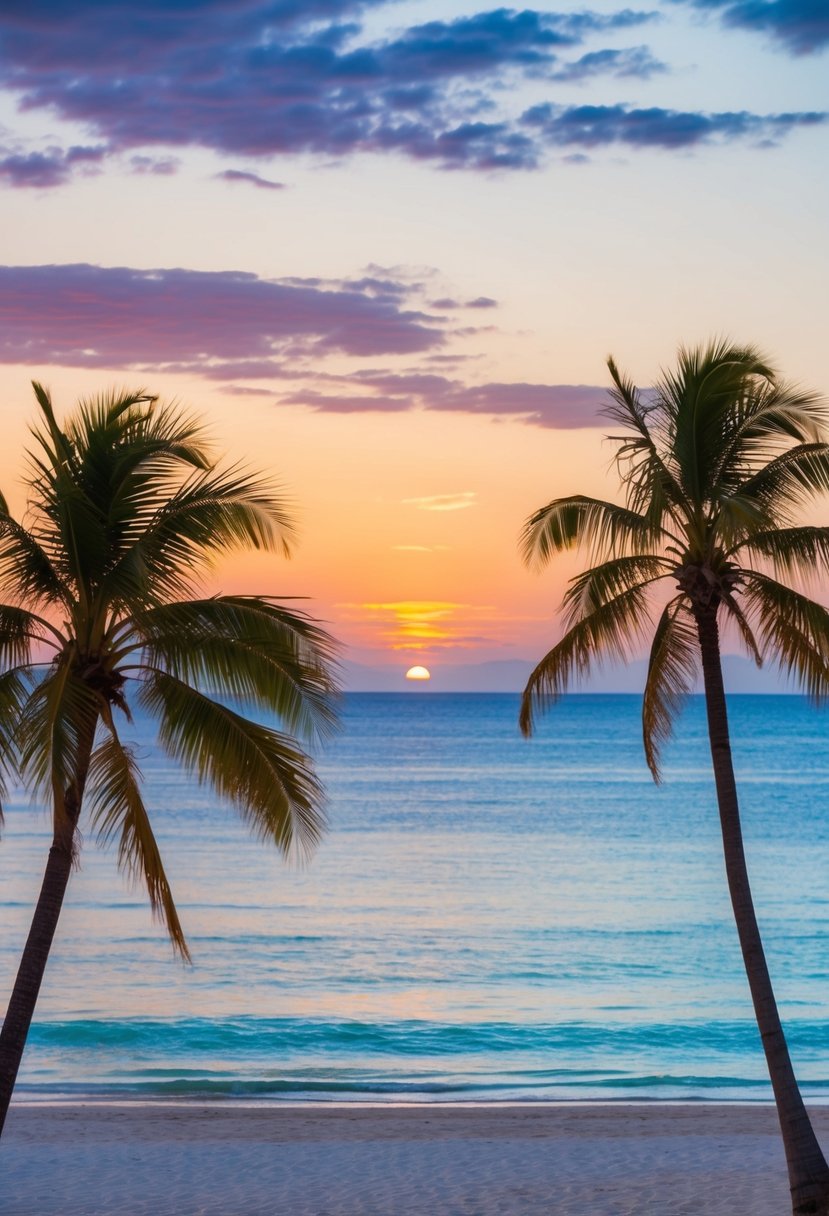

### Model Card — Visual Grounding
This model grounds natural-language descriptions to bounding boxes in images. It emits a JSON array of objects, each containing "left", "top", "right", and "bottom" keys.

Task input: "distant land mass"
[{"left": 344, "top": 656, "right": 794, "bottom": 694}]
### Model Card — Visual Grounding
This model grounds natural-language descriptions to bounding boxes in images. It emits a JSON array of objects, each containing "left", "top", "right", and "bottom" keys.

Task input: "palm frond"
[
  {"left": 605, "top": 355, "right": 688, "bottom": 525},
  {"left": 734, "top": 444, "right": 829, "bottom": 526},
  {"left": 721, "top": 593, "right": 764, "bottom": 667},
  {"left": 24, "top": 388, "right": 222, "bottom": 614},
  {"left": 133, "top": 596, "right": 339, "bottom": 741},
  {"left": 139, "top": 670, "right": 326, "bottom": 856},
  {"left": 735, "top": 526, "right": 829, "bottom": 585},
  {"left": 658, "top": 340, "right": 772, "bottom": 506},
  {"left": 0, "top": 513, "right": 72, "bottom": 608},
  {"left": 88, "top": 715, "right": 189, "bottom": 959},
  {"left": 521, "top": 495, "right": 662, "bottom": 568},
  {"left": 30, "top": 382, "right": 78, "bottom": 473},
  {"left": 714, "top": 491, "right": 774, "bottom": 549},
  {"left": 26, "top": 388, "right": 109, "bottom": 600},
  {"left": 641, "top": 595, "right": 698, "bottom": 782},
  {"left": 0, "top": 603, "right": 62, "bottom": 670},
  {"left": 0, "top": 666, "right": 30, "bottom": 825},
  {"left": 741, "top": 573, "right": 829, "bottom": 700},
  {"left": 520, "top": 581, "right": 653, "bottom": 736},
  {"left": 70, "top": 393, "right": 212, "bottom": 556},
  {"left": 562, "top": 555, "right": 670, "bottom": 628},
  {"left": 714, "top": 380, "right": 827, "bottom": 489},
  {"left": 16, "top": 662, "right": 102, "bottom": 825},
  {"left": 110, "top": 466, "right": 296, "bottom": 605}
]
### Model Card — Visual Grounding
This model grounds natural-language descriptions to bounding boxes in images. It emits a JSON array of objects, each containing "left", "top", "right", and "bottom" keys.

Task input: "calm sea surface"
[{"left": 2, "top": 693, "right": 829, "bottom": 1103}]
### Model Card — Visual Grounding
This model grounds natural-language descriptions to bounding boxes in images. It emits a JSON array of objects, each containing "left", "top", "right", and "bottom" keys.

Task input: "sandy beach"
[{"left": 2, "top": 1101, "right": 824, "bottom": 1215}]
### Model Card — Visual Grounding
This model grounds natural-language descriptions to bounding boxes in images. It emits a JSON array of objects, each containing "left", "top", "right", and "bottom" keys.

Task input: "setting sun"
[{"left": 405, "top": 665, "right": 431, "bottom": 681}]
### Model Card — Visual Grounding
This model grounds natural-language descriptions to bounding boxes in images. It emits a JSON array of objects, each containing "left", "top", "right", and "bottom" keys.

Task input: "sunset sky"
[{"left": 0, "top": 0, "right": 826, "bottom": 688}]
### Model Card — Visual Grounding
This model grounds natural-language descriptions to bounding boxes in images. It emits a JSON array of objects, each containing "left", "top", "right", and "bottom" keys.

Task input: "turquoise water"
[{"left": 2, "top": 693, "right": 829, "bottom": 1102}]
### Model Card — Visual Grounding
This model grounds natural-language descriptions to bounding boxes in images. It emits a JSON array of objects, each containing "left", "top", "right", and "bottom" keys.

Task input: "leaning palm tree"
[
  {"left": 0, "top": 384, "right": 338, "bottom": 1135},
  {"left": 520, "top": 340, "right": 829, "bottom": 1215}
]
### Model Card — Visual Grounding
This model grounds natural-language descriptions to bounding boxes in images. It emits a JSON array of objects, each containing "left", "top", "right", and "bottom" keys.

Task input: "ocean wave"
[
  {"left": 26, "top": 1016, "right": 829, "bottom": 1056},
  {"left": 16, "top": 1016, "right": 829, "bottom": 1101}
]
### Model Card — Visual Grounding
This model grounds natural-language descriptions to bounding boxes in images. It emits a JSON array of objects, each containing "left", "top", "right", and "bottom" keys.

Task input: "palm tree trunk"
[
  {"left": 0, "top": 824, "right": 75, "bottom": 1136},
  {"left": 695, "top": 604, "right": 829, "bottom": 1215},
  {"left": 0, "top": 720, "right": 97, "bottom": 1139}
]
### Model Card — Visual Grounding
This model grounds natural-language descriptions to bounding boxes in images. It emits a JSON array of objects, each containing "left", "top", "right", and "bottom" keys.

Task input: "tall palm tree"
[
  {"left": 0, "top": 384, "right": 338, "bottom": 1135},
  {"left": 520, "top": 340, "right": 829, "bottom": 1215}
]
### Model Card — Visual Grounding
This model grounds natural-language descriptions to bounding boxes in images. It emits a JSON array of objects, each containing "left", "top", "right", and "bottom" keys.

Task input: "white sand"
[{"left": 2, "top": 1101, "right": 824, "bottom": 1215}]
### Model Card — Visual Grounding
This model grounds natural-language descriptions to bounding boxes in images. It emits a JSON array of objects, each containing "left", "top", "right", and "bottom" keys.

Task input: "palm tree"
[
  {"left": 520, "top": 340, "right": 829, "bottom": 1215},
  {"left": 0, "top": 384, "right": 338, "bottom": 1135}
]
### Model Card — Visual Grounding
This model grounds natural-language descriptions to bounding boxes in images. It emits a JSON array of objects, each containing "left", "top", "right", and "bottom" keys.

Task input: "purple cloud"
[
  {"left": 216, "top": 169, "right": 285, "bottom": 190},
  {"left": 0, "top": 258, "right": 606, "bottom": 428},
  {"left": 522, "top": 101, "right": 825, "bottom": 147},
  {"left": 282, "top": 371, "right": 605, "bottom": 427},
  {"left": 0, "top": 4, "right": 661, "bottom": 175},
  {"left": 429, "top": 296, "right": 499, "bottom": 310},
  {"left": 130, "top": 154, "right": 179, "bottom": 175},
  {"left": 551, "top": 45, "right": 667, "bottom": 80},
  {"left": 0, "top": 143, "right": 105, "bottom": 188},
  {"left": 2, "top": 2, "right": 815, "bottom": 177},
  {"left": 669, "top": 0, "right": 829, "bottom": 55},
  {"left": 0, "top": 263, "right": 444, "bottom": 366}
]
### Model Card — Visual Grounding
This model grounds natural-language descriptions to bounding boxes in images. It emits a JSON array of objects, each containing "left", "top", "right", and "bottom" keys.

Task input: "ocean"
[{"left": 2, "top": 693, "right": 829, "bottom": 1103}]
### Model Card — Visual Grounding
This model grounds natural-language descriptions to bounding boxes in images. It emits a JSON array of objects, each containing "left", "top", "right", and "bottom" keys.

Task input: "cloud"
[
  {"left": 0, "top": 4, "right": 661, "bottom": 175},
  {"left": 349, "top": 599, "right": 501, "bottom": 648},
  {"left": 445, "top": 381, "right": 602, "bottom": 421},
  {"left": 0, "top": 262, "right": 444, "bottom": 366},
  {"left": 551, "top": 45, "right": 667, "bottom": 80},
  {"left": 430, "top": 295, "right": 499, "bottom": 309},
  {"left": 391, "top": 543, "right": 451, "bottom": 552},
  {"left": 0, "top": 259, "right": 609, "bottom": 429},
  {"left": 522, "top": 101, "right": 826, "bottom": 147},
  {"left": 402, "top": 492, "right": 477, "bottom": 511},
  {"left": 0, "top": 2, "right": 815, "bottom": 178},
  {"left": 216, "top": 169, "right": 285, "bottom": 190},
  {"left": 295, "top": 390, "right": 414, "bottom": 412},
  {"left": 283, "top": 373, "right": 606, "bottom": 427},
  {"left": 0, "top": 143, "right": 105, "bottom": 188},
  {"left": 668, "top": 0, "right": 829, "bottom": 55},
  {"left": 130, "top": 154, "right": 179, "bottom": 175}
]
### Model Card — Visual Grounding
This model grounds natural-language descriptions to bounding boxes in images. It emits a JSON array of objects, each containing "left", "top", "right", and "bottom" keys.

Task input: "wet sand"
[{"left": 2, "top": 1100, "right": 820, "bottom": 1215}]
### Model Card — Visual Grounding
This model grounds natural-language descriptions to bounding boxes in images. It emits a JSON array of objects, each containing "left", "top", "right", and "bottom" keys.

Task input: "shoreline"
[
  {"left": 6, "top": 1094, "right": 811, "bottom": 1107},
  {"left": 5, "top": 1100, "right": 825, "bottom": 1215}
]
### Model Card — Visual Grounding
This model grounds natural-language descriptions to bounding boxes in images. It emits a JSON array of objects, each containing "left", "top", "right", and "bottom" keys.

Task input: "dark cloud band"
[
  {"left": 0, "top": 261, "right": 604, "bottom": 429},
  {"left": 0, "top": 263, "right": 443, "bottom": 362},
  {"left": 668, "top": 0, "right": 829, "bottom": 55},
  {"left": 0, "top": 1, "right": 820, "bottom": 184},
  {"left": 522, "top": 101, "right": 825, "bottom": 147}
]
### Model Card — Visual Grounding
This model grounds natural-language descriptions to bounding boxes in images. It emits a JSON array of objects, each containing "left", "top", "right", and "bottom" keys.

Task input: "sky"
[{"left": 0, "top": 0, "right": 826, "bottom": 690}]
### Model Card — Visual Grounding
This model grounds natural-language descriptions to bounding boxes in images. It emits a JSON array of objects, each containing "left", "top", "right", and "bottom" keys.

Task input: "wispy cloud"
[
  {"left": 402, "top": 492, "right": 477, "bottom": 512},
  {"left": 668, "top": 0, "right": 829, "bottom": 55},
  {"left": 216, "top": 169, "right": 285, "bottom": 190},
  {"left": 130, "top": 154, "right": 179, "bottom": 176},
  {"left": 550, "top": 44, "right": 667, "bottom": 80},
  {"left": 522, "top": 102, "right": 825, "bottom": 148},
  {"left": 391, "top": 544, "right": 451, "bottom": 552},
  {"left": 345, "top": 600, "right": 501, "bottom": 648},
  {"left": 430, "top": 296, "right": 499, "bottom": 310},
  {"left": 284, "top": 376, "right": 606, "bottom": 428},
  {"left": 0, "top": 143, "right": 105, "bottom": 188}
]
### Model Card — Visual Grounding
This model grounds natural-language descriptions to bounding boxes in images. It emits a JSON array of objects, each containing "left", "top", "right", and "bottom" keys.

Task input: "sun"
[{"left": 405, "top": 665, "right": 431, "bottom": 681}]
